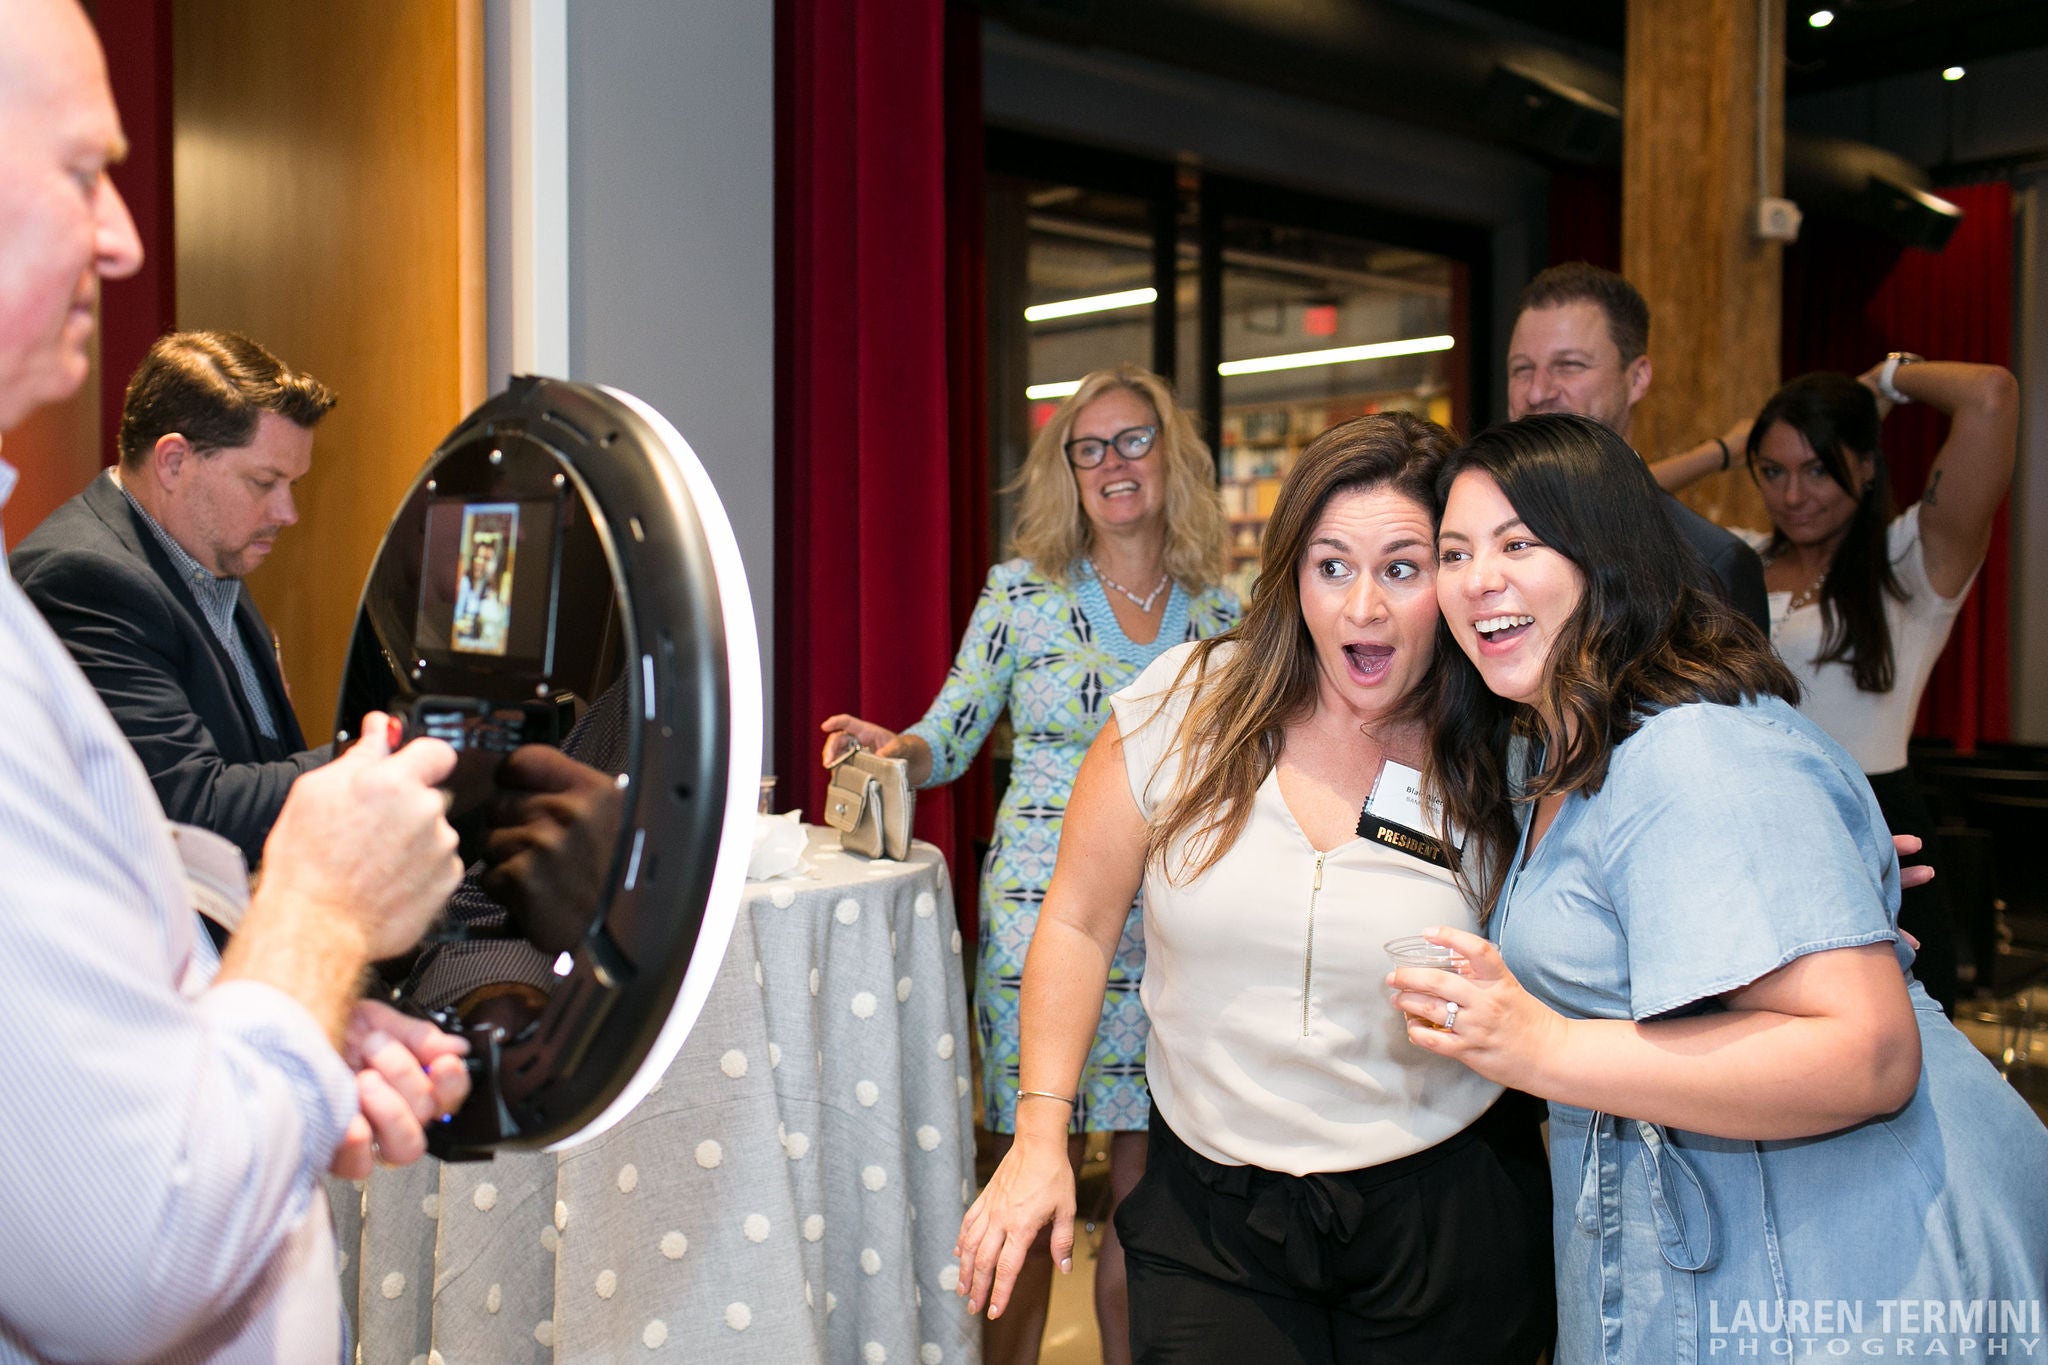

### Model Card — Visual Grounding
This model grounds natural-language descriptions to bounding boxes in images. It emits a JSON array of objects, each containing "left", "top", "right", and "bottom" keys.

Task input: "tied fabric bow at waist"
[
  {"left": 1162, "top": 1116, "right": 1493, "bottom": 1291},
  {"left": 1168, "top": 1130, "right": 1380, "bottom": 1286},
  {"left": 1245, "top": 1171, "right": 1371, "bottom": 1246}
]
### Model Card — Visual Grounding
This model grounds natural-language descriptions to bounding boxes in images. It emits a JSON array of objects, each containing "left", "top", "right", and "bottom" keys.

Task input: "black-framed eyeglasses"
[{"left": 1064, "top": 424, "right": 1157, "bottom": 469}]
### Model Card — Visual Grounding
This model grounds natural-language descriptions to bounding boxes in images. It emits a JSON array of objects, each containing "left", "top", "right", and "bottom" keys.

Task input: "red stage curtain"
[
  {"left": 940, "top": 11, "right": 995, "bottom": 936},
  {"left": 95, "top": 0, "right": 178, "bottom": 459},
  {"left": 775, "top": 0, "right": 990, "bottom": 937},
  {"left": 1781, "top": 182, "right": 2015, "bottom": 751}
]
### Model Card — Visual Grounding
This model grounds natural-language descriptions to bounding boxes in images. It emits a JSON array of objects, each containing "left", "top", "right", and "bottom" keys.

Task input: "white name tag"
[{"left": 1357, "top": 760, "right": 1461, "bottom": 868}]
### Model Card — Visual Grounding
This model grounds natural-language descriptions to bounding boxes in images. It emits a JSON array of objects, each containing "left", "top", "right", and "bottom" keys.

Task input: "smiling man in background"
[
  {"left": 11, "top": 331, "right": 335, "bottom": 878},
  {"left": 1506, "top": 262, "right": 1771, "bottom": 632}
]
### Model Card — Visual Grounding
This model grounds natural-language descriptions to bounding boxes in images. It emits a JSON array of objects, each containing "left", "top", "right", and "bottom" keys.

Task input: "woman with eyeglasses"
[{"left": 823, "top": 363, "right": 1238, "bottom": 1365}]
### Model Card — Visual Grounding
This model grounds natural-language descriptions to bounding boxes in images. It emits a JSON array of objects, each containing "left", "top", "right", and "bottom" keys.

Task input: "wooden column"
[
  {"left": 174, "top": 0, "right": 486, "bottom": 737},
  {"left": 1623, "top": 0, "right": 1783, "bottom": 531}
]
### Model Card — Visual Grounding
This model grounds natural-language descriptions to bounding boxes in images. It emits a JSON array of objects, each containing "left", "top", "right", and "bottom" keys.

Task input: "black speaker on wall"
[
  {"left": 1856, "top": 175, "right": 1966, "bottom": 253},
  {"left": 1787, "top": 132, "right": 1967, "bottom": 253},
  {"left": 1481, "top": 63, "right": 1621, "bottom": 166}
]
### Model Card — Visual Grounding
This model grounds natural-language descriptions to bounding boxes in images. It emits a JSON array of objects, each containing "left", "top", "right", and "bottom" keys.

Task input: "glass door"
[
  {"left": 985, "top": 133, "right": 1176, "bottom": 554},
  {"left": 1200, "top": 180, "right": 1485, "bottom": 602},
  {"left": 981, "top": 142, "right": 1490, "bottom": 604}
]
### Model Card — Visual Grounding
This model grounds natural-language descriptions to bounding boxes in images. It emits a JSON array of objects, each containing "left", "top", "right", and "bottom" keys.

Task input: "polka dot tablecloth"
[{"left": 335, "top": 829, "right": 979, "bottom": 1364}]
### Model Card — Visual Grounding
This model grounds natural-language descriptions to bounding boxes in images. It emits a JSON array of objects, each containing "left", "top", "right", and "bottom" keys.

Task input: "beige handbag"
[{"left": 823, "top": 739, "right": 915, "bottom": 860}]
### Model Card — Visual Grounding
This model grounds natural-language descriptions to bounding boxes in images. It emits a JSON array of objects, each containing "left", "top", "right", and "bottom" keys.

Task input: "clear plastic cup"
[{"left": 1385, "top": 935, "right": 1462, "bottom": 1029}]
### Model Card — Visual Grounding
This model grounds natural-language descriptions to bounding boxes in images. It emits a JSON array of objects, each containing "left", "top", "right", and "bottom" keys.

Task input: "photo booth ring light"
[{"left": 334, "top": 376, "right": 761, "bottom": 1157}]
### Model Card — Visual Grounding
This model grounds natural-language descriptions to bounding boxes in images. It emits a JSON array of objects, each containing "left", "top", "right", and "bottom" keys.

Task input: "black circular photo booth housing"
[{"left": 336, "top": 376, "right": 761, "bottom": 1155}]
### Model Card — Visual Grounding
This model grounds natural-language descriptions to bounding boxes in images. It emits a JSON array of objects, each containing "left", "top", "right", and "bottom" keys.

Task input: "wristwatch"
[{"left": 1877, "top": 351, "right": 1924, "bottom": 406}]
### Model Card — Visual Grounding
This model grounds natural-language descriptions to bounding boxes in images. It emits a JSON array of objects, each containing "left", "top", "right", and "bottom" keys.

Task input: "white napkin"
[
  {"left": 167, "top": 822, "right": 249, "bottom": 994},
  {"left": 169, "top": 821, "right": 251, "bottom": 933},
  {"left": 747, "top": 811, "right": 811, "bottom": 881}
]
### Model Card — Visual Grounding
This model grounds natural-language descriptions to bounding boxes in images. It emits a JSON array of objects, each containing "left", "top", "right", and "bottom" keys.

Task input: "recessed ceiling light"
[
  {"left": 1808, "top": 9, "right": 1834, "bottom": 27},
  {"left": 1942, "top": 65, "right": 1965, "bottom": 81}
]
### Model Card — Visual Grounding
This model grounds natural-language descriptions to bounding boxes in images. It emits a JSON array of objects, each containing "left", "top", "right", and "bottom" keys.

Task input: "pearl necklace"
[
  {"left": 1089, "top": 559, "right": 1170, "bottom": 613},
  {"left": 1787, "top": 572, "right": 1827, "bottom": 613},
  {"left": 1766, "top": 548, "right": 1828, "bottom": 613}
]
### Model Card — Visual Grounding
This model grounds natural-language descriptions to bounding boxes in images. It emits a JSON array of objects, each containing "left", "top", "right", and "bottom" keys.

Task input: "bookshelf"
[{"left": 1217, "top": 389, "right": 1453, "bottom": 601}]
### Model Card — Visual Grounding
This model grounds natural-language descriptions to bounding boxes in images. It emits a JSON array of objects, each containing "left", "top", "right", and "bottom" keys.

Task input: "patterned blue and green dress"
[{"left": 903, "top": 558, "right": 1239, "bottom": 1134}]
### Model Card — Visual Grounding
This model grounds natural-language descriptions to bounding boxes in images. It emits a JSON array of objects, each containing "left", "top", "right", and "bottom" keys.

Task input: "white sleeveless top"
[
  {"left": 1738, "top": 504, "right": 1974, "bottom": 774},
  {"left": 1109, "top": 643, "right": 1498, "bottom": 1176}
]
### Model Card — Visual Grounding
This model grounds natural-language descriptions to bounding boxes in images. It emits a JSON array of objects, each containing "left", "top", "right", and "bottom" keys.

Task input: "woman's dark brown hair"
[
  {"left": 1746, "top": 372, "right": 1904, "bottom": 693},
  {"left": 1428, "top": 414, "right": 1798, "bottom": 917},
  {"left": 1142, "top": 411, "right": 1456, "bottom": 883}
]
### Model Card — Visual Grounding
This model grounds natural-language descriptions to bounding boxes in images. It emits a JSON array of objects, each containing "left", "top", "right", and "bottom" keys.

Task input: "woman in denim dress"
[{"left": 1395, "top": 414, "right": 2048, "bottom": 1365}]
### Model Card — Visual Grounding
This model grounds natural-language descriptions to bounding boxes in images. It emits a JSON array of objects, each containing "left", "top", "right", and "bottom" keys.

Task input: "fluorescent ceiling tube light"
[
  {"left": 1031, "top": 332, "right": 1456, "bottom": 397},
  {"left": 1217, "top": 334, "right": 1455, "bottom": 377},
  {"left": 1026, "top": 379, "right": 1085, "bottom": 400},
  {"left": 1025, "top": 287, "right": 1158, "bottom": 322}
]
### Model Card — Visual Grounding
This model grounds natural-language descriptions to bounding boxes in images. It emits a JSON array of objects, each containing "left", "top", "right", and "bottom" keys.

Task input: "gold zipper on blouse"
[{"left": 1302, "top": 852, "right": 1326, "bottom": 1036}]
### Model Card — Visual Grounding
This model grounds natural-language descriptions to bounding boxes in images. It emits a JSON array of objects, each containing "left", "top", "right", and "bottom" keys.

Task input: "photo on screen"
[{"left": 452, "top": 503, "right": 519, "bottom": 656}]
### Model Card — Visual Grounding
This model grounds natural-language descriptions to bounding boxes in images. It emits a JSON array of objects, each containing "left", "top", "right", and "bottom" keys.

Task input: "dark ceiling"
[{"left": 1454, "top": 0, "right": 2048, "bottom": 95}]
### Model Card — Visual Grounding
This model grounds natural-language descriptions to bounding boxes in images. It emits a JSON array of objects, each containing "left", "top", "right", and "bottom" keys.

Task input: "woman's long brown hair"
[
  {"left": 1428, "top": 415, "right": 1798, "bottom": 918},
  {"left": 1141, "top": 412, "right": 1457, "bottom": 883},
  {"left": 1746, "top": 372, "right": 1905, "bottom": 693}
]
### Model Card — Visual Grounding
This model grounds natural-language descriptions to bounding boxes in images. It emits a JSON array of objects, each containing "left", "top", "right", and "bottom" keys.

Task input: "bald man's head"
[{"left": 0, "top": 0, "right": 143, "bottom": 432}]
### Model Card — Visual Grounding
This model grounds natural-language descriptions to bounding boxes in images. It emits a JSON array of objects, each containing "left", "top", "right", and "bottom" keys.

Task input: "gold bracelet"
[{"left": 1016, "top": 1089, "right": 1076, "bottom": 1106}]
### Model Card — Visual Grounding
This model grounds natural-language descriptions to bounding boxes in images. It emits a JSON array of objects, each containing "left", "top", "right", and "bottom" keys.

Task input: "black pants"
[
  {"left": 1115, "top": 1097, "right": 1555, "bottom": 1365},
  {"left": 1868, "top": 765, "right": 1957, "bottom": 1014}
]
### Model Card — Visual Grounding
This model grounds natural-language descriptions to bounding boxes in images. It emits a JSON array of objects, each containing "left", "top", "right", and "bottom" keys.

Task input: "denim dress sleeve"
[
  {"left": 901, "top": 562, "right": 1022, "bottom": 788},
  {"left": 1592, "top": 699, "right": 1903, "bottom": 1021}
]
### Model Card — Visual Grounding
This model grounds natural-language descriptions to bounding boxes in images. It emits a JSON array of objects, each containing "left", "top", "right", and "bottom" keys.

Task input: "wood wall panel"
[
  {"left": 0, "top": 357, "right": 102, "bottom": 550},
  {"left": 1623, "top": 0, "right": 1781, "bottom": 532},
  {"left": 174, "top": 0, "right": 484, "bottom": 738}
]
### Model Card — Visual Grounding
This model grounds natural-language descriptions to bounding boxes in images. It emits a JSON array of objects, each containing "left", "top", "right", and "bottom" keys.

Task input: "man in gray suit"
[{"left": 12, "top": 330, "right": 334, "bottom": 874}]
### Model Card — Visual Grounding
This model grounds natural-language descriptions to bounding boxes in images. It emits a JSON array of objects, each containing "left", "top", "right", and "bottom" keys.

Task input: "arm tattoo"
[{"left": 1925, "top": 469, "right": 1944, "bottom": 507}]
